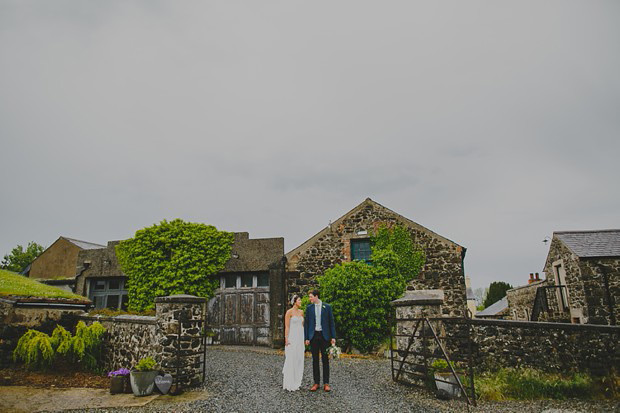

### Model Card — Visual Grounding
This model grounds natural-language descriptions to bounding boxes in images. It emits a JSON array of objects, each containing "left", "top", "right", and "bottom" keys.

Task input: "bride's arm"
[{"left": 284, "top": 310, "right": 291, "bottom": 346}]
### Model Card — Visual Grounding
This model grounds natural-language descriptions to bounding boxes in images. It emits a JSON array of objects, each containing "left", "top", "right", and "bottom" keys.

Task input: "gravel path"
[{"left": 80, "top": 346, "right": 619, "bottom": 413}]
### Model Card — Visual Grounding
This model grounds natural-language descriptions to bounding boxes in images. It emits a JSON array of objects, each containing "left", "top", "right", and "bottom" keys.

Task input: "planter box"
[
  {"left": 434, "top": 372, "right": 462, "bottom": 399},
  {"left": 130, "top": 370, "right": 158, "bottom": 397}
]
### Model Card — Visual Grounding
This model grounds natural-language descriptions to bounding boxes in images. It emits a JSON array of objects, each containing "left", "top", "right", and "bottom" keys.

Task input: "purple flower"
[{"left": 108, "top": 368, "right": 130, "bottom": 377}]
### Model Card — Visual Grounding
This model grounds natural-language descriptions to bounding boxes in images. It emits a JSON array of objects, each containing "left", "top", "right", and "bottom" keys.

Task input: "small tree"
[
  {"left": 483, "top": 281, "right": 513, "bottom": 308},
  {"left": 116, "top": 219, "right": 234, "bottom": 311},
  {"left": 1, "top": 242, "right": 45, "bottom": 273},
  {"left": 319, "top": 224, "right": 425, "bottom": 353}
]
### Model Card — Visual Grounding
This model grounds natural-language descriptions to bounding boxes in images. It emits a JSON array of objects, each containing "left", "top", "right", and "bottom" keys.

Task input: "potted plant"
[
  {"left": 108, "top": 368, "right": 131, "bottom": 394},
  {"left": 431, "top": 359, "right": 461, "bottom": 399},
  {"left": 205, "top": 330, "right": 216, "bottom": 345},
  {"left": 130, "top": 357, "right": 159, "bottom": 396}
]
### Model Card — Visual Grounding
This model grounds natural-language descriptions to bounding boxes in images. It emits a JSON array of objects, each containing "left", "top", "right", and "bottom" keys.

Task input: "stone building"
[
  {"left": 28, "top": 236, "right": 105, "bottom": 293},
  {"left": 285, "top": 198, "right": 468, "bottom": 317},
  {"left": 505, "top": 274, "right": 543, "bottom": 321},
  {"left": 74, "top": 232, "right": 286, "bottom": 346},
  {"left": 536, "top": 230, "right": 620, "bottom": 325}
]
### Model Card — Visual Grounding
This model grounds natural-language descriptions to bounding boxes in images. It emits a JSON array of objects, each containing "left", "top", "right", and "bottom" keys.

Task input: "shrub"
[
  {"left": 70, "top": 321, "right": 106, "bottom": 371},
  {"left": 13, "top": 330, "right": 54, "bottom": 369},
  {"left": 318, "top": 224, "right": 425, "bottom": 353}
]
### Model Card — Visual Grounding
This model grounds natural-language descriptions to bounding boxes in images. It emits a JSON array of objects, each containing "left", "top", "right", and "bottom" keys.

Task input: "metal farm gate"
[{"left": 390, "top": 314, "right": 477, "bottom": 407}]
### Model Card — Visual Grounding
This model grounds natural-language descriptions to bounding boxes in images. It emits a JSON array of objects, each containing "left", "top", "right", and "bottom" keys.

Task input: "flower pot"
[
  {"left": 434, "top": 372, "right": 461, "bottom": 399},
  {"left": 130, "top": 370, "right": 158, "bottom": 396},
  {"left": 110, "top": 376, "right": 125, "bottom": 394}
]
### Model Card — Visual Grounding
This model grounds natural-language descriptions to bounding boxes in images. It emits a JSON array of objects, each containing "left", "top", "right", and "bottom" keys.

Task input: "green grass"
[
  {"left": 476, "top": 368, "right": 599, "bottom": 401},
  {"left": 0, "top": 269, "right": 87, "bottom": 300}
]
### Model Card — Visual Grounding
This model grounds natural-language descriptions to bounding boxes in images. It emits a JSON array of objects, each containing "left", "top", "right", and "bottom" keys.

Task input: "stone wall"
[
  {"left": 80, "top": 314, "right": 160, "bottom": 371},
  {"left": 287, "top": 199, "right": 467, "bottom": 317},
  {"left": 391, "top": 291, "right": 620, "bottom": 383},
  {"left": 82, "top": 295, "right": 206, "bottom": 388},
  {"left": 442, "top": 318, "right": 620, "bottom": 376}
]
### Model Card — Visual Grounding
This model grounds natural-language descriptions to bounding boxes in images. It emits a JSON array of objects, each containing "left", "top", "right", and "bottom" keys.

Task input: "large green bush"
[
  {"left": 319, "top": 224, "right": 425, "bottom": 353},
  {"left": 116, "top": 219, "right": 234, "bottom": 311}
]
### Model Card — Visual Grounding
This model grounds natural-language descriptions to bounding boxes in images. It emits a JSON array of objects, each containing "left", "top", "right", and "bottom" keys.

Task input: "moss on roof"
[{"left": 0, "top": 269, "right": 87, "bottom": 300}]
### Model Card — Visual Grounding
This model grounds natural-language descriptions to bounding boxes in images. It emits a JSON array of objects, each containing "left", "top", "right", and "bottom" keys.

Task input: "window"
[
  {"left": 351, "top": 239, "right": 372, "bottom": 263},
  {"left": 225, "top": 274, "right": 237, "bottom": 288},
  {"left": 89, "top": 278, "right": 128, "bottom": 311},
  {"left": 240, "top": 274, "right": 253, "bottom": 288},
  {"left": 257, "top": 273, "right": 269, "bottom": 287}
]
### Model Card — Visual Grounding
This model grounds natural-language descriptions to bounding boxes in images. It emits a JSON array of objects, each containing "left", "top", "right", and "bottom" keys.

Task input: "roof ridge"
[{"left": 60, "top": 237, "right": 106, "bottom": 247}]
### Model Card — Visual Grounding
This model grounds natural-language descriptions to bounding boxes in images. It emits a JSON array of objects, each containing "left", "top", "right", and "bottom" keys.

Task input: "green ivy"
[
  {"left": 318, "top": 224, "right": 425, "bottom": 354},
  {"left": 116, "top": 219, "right": 234, "bottom": 311}
]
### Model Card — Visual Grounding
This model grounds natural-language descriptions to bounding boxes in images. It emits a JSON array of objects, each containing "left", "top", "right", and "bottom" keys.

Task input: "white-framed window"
[
  {"left": 89, "top": 277, "right": 128, "bottom": 310},
  {"left": 220, "top": 273, "right": 270, "bottom": 289}
]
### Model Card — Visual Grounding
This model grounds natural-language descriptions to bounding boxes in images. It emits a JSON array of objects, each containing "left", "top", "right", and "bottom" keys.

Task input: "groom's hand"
[
  {"left": 331, "top": 339, "right": 336, "bottom": 346},
  {"left": 305, "top": 340, "right": 310, "bottom": 346}
]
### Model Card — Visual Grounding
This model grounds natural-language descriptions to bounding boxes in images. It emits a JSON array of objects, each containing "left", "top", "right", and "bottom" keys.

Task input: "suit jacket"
[{"left": 304, "top": 302, "right": 336, "bottom": 342}]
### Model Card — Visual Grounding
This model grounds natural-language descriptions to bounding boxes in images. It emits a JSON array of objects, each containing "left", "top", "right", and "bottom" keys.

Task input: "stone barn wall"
[{"left": 287, "top": 199, "right": 467, "bottom": 317}]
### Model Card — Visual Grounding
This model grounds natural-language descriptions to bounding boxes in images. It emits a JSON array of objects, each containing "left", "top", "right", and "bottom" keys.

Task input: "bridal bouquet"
[{"left": 327, "top": 345, "right": 342, "bottom": 360}]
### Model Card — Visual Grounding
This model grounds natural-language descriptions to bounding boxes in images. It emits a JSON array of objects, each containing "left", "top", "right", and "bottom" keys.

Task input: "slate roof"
[
  {"left": 62, "top": 237, "right": 106, "bottom": 250},
  {"left": 222, "top": 233, "right": 284, "bottom": 272},
  {"left": 475, "top": 296, "right": 508, "bottom": 317},
  {"left": 555, "top": 230, "right": 620, "bottom": 258}
]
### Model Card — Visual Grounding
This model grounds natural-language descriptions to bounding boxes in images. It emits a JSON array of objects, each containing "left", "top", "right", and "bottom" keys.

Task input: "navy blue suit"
[{"left": 304, "top": 301, "right": 336, "bottom": 385}]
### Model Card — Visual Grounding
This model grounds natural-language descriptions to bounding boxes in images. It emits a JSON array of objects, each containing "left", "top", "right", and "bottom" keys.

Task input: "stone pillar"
[
  {"left": 391, "top": 290, "right": 444, "bottom": 385},
  {"left": 155, "top": 295, "right": 206, "bottom": 389}
]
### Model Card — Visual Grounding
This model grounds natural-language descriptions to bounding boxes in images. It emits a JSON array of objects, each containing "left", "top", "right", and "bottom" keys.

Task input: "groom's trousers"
[{"left": 310, "top": 334, "right": 329, "bottom": 384}]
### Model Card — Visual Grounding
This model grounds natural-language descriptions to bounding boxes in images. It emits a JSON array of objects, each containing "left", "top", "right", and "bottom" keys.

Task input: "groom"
[{"left": 304, "top": 289, "right": 336, "bottom": 392}]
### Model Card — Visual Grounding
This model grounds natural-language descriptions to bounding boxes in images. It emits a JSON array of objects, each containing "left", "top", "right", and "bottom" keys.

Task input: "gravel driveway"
[{"left": 84, "top": 346, "right": 619, "bottom": 413}]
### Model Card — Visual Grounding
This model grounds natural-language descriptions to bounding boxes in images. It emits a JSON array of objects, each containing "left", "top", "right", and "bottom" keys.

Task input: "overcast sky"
[{"left": 1, "top": 1, "right": 619, "bottom": 290}]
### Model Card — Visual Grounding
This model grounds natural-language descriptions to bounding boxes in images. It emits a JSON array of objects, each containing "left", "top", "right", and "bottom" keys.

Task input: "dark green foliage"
[
  {"left": 483, "top": 281, "right": 513, "bottom": 309},
  {"left": 116, "top": 219, "right": 234, "bottom": 311},
  {"left": 1, "top": 241, "right": 45, "bottom": 273},
  {"left": 319, "top": 224, "right": 425, "bottom": 353},
  {"left": 13, "top": 322, "right": 106, "bottom": 371}
]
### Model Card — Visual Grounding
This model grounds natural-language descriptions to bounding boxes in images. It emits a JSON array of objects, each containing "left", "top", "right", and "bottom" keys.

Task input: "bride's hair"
[{"left": 290, "top": 294, "right": 300, "bottom": 307}]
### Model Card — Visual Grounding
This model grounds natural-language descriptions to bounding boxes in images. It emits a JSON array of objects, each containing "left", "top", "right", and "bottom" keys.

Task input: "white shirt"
[{"left": 314, "top": 301, "right": 322, "bottom": 331}]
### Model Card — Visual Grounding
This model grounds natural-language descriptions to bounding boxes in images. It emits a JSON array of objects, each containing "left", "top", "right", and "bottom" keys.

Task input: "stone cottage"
[
  {"left": 535, "top": 230, "right": 619, "bottom": 325},
  {"left": 504, "top": 273, "right": 544, "bottom": 321},
  {"left": 27, "top": 236, "right": 105, "bottom": 293},
  {"left": 285, "top": 198, "right": 468, "bottom": 317}
]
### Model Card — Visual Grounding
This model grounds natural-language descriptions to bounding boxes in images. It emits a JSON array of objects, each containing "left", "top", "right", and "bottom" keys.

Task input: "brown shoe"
[
  {"left": 324, "top": 384, "right": 331, "bottom": 392},
  {"left": 310, "top": 384, "right": 320, "bottom": 392}
]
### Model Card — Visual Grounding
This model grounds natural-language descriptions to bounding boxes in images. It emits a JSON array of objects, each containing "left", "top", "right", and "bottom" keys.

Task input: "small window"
[
  {"left": 94, "top": 281, "right": 106, "bottom": 290},
  {"left": 225, "top": 274, "right": 237, "bottom": 288},
  {"left": 241, "top": 274, "right": 253, "bottom": 288},
  {"left": 89, "top": 278, "right": 128, "bottom": 311},
  {"left": 108, "top": 279, "right": 120, "bottom": 290},
  {"left": 257, "top": 273, "right": 269, "bottom": 287},
  {"left": 351, "top": 239, "right": 372, "bottom": 263}
]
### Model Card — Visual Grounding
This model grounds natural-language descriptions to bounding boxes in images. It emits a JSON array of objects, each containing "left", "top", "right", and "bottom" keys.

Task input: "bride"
[{"left": 282, "top": 294, "right": 305, "bottom": 391}]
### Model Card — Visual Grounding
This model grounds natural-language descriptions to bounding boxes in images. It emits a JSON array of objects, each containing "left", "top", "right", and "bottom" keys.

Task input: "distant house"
[
  {"left": 465, "top": 277, "right": 477, "bottom": 317},
  {"left": 285, "top": 198, "right": 468, "bottom": 317},
  {"left": 504, "top": 273, "right": 543, "bottom": 321},
  {"left": 28, "top": 236, "right": 105, "bottom": 293},
  {"left": 475, "top": 296, "right": 509, "bottom": 319},
  {"left": 534, "top": 230, "right": 620, "bottom": 325}
]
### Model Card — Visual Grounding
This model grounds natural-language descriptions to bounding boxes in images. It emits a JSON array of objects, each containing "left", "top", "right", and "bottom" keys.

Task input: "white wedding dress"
[{"left": 282, "top": 316, "right": 304, "bottom": 391}]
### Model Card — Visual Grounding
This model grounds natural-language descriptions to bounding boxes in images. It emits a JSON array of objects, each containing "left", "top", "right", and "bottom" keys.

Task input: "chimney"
[
  {"left": 528, "top": 273, "right": 535, "bottom": 284},
  {"left": 535, "top": 272, "right": 540, "bottom": 281}
]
